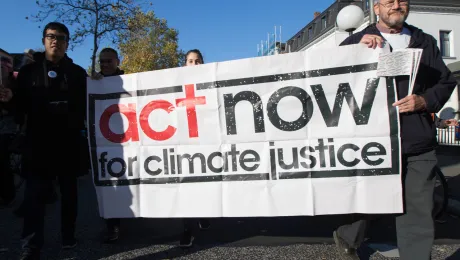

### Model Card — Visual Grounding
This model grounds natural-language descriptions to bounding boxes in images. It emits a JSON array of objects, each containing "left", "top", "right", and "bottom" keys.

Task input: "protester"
[
  {"left": 92, "top": 47, "right": 123, "bottom": 79},
  {"left": 332, "top": 1, "right": 457, "bottom": 260},
  {"left": 0, "top": 48, "right": 17, "bottom": 209},
  {"left": 91, "top": 47, "right": 125, "bottom": 243},
  {"left": 185, "top": 49, "right": 204, "bottom": 66},
  {"left": 14, "top": 22, "right": 88, "bottom": 260},
  {"left": 179, "top": 49, "right": 211, "bottom": 248},
  {"left": 8, "top": 50, "right": 59, "bottom": 219}
]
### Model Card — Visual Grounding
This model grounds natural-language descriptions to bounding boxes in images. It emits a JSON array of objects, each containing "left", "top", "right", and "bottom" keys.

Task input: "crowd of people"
[{"left": 0, "top": 0, "right": 459, "bottom": 259}]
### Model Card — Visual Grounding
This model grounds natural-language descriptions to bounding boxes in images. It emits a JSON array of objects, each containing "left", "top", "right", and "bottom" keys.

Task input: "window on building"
[
  {"left": 440, "top": 31, "right": 452, "bottom": 57},
  {"left": 321, "top": 16, "right": 327, "bottom": 29},
  {"left": 365, "top": 0, "right": 369, "bottom": 10},
  {"left": 308, "top": 27, "right": 313, "bottom": 39}
]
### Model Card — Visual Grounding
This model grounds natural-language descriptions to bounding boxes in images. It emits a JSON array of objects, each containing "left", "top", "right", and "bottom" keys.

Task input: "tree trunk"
[
  {"left": 91, "top": 0, "right": 99, "bottom": 77},
  {"left": 91, "top": 40, "right": 98, "bottom": 76}
]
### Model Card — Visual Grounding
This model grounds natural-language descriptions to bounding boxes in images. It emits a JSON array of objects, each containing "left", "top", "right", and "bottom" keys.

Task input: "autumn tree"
[
  {"left": 30, "top": 0, "right": 143, "bottom": 75},
  {"left": 118, "top": 11, "right": 184, "bottom": 74}
]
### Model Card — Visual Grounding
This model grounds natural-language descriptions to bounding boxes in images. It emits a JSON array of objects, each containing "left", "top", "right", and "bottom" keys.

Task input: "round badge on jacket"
[{"left": 48, "top": 71, "right": 57, "bottom": 78}]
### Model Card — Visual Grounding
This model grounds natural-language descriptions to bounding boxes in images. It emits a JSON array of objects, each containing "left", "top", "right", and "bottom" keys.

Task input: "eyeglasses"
[
  {"left": 379, "top": 0, "right": 409, "bottom": 8},
  {"left": 99, "top": 59, "right": 114, "bottom": 64},
  {"left": 45, "top": 34, "right": 68, "bottom": 42}
]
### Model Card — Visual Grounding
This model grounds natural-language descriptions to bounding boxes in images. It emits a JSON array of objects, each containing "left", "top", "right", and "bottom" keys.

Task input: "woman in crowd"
[{"left": 179, "top": 49, "right": 211, "bottom": 248}]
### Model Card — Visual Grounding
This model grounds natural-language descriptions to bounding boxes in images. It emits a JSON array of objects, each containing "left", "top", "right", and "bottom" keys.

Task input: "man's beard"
[{"left": 382, "top": 10, "right": 408, "bottom": 28}]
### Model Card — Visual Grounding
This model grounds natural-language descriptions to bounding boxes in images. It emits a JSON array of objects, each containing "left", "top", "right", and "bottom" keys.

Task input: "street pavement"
[{"left": 1, "top": 146, "right": 460, "bottom": 260}]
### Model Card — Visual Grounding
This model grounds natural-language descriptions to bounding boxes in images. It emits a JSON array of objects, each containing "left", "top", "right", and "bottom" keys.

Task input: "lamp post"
[
  {"left": 369, "top": 0, "right": 377, "bottom": 24},
  {"left": 336, "top": 5, "right": 365, "bottom": 36}
]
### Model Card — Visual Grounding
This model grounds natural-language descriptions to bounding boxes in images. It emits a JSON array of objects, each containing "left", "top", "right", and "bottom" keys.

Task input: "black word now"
[{"left": 224, "top": 78, "right": 379, "bottom": 134}]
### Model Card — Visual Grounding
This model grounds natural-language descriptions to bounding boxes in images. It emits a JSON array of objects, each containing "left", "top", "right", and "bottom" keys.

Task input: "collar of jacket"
[
  {"left": 364, "top": 22, "right": 428, "bottom": 48},
  {"left": 33, "top": 52, "right": 74, "bottom": 67}
]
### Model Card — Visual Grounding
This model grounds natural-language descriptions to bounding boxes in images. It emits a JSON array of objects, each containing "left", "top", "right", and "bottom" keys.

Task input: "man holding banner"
[
  {"left": 91, "top": 47, "right": 126, "bottom": 244},
  {"left": 15, "top": 22, "right": 88, "bottom": 260},
  {"left": 333, "top": 0, "right": 457, "bottom": 260}
]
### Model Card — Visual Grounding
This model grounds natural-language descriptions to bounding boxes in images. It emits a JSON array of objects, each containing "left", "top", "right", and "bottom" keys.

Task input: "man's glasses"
[
  {"left": 45, "top": 34, "right": 68, "bottom": 42},
  {"left": 379, "top": 0, "right": 409, "bottom": 8},
  {"left": 99, "top": 59, "right": 114, "bottom": 64}
]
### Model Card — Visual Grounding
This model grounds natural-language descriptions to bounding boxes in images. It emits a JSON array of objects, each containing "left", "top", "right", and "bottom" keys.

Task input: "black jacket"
[
  {"left": 16, "top": 52, "right": 87, "bottom": 177},
  {"left": 340, "top": 23, "right": 457, "bottom": 155}
]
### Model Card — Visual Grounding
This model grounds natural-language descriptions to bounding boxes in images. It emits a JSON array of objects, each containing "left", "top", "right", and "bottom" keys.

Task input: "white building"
[{"left": 287, "top": 0, "right": 460, "bottom": 119}]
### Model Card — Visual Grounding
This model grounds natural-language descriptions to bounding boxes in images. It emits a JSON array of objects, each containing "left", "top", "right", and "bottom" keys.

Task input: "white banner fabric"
[{"left": 87, "top": 44, "right": 402, "bottom": 218}]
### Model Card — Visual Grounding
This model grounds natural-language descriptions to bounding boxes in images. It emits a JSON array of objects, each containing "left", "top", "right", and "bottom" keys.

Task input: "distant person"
[
  {"left": 15, "top": 22, "right": 88, "bottom": 260},
  {"left": 91, "top": 47, "right": 125, "bottom": 244},
  {"left": 8, "top": 49, "right": 58, "bottom": 219},
  {"left": 185, "top": 49, "right": 204, "bottom": 66},
  {"left": 332, "top": 1, "right": 457, "bottom": 260},
  {"left": 0, "top": 48, "right": 16, "bottom": 209},
  {"left": 179, "top": 49, "right": 211, "bottom": 248},
  {"left": 92, "top": 47, "right": 124, "bottom": 79}
]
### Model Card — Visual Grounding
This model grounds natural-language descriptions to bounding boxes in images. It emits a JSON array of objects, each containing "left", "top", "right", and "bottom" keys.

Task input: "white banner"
[{"left": 87, "top": 44, "right": 403, "bottom": 218}]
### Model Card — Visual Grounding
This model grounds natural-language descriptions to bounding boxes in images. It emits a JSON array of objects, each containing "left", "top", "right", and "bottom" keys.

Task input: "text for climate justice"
[{"left": 96, "top": 78, "right": 388, "bottom": 180}]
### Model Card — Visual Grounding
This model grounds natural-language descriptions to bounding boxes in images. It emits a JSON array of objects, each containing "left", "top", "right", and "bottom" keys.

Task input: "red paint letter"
[
  {"left": 100, "top": 104, "right": 139, "bottom": 143},
  {"left": 175, "top": 84, "right": 206, "bottom": 138},
  {"left": 140, "top": 100, "right": 176, "bottom": 141}
]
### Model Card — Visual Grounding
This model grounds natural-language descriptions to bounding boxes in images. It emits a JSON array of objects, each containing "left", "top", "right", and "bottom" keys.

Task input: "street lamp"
[{"left": 336, "top": 5, "right": 365, "bottom": 36}]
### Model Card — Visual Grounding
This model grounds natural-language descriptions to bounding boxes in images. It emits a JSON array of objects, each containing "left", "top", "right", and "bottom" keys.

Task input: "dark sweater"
[{"left": 15, "top": 52, "right": 88, "bottom": 177}]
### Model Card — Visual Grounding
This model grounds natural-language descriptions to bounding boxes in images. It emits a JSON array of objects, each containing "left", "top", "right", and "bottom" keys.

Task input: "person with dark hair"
[
  {"left": 93, "top": 47, "right": 123, "bottom": 79},
  {"left": 332, "top": 1, "right": 457, "bottom": 260},
  {"left": 178, "top": 49, "right": 210, "bottom": 248},
  {"left": 0, "top": 48, "right": 17, "bottom": 209},
  {"left": 185, "top": 49, "right": 204, "bottom": 66},
  {"left": 91, "top": 47, "right": 125, "bottom": 243},
  {"left": 13, "top": 21, "right": 88, "bottom": 260}
]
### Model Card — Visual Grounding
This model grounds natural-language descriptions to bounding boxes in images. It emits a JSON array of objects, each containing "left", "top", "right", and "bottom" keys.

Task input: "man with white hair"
[{"left": 332, "top": 0, "right": 457, "bottom": 259}]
